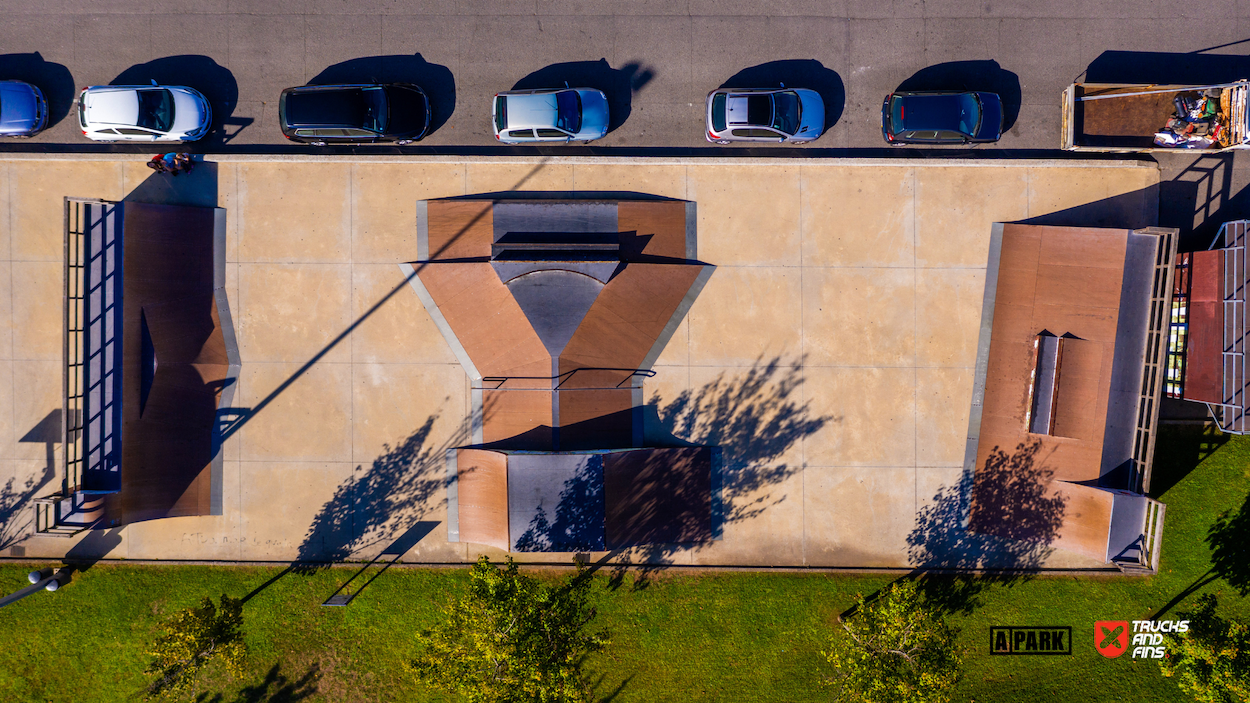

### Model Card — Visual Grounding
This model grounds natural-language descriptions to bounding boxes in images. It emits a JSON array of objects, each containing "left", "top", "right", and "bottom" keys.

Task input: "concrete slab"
[
  {"left": 352, "top": 264, "right": 459, "bottom": 365},
  {"left": 7, "top": 359, "right": 62, "bottom": 463},
  {"left": 915, "top": 368, "right": 974, "bottom": 468},
  {"left": 914, "top": 167, "right": 1029, "bottom": 268},
  {"left": 238, "top": 461, "right": 356, "bottom": 561},
  {"left": 803, "top": 366, "right": 917, "bottom": 468},
  {"left": 351, "top": 362, "right": 466, "bottom": 464},
  {"left": 802, "top": 165, "right": 915, "bottom": 268},
  {"left": 238, "top": 361, "right": 353, "bottom": 463},
  {"left": 125, "top": 459, "right": 242, "bottom": 561},
  {"left": 238, "top": 263, "right": 353, "bottom": 363},
  {"left": 236, "top": 163, "right": 352, "bottom": 263},
  {"left": 352, "top": 163, "right": 466, "bottom": 264},
  {"left": 10, "top": 261, "right": 60, "bottom": 362},
  {"left": 802, "top": 267, "right": 915, "bottom": 367},
  {"left": 687, "top": 164, "right": 801, "bottom": 267},
  {"left": 688, "top": 265, "right": 802, "bottom": 366},
  {"left": 915, "top": 268, "right": 985, "bottom": 368},
  {"left": 805, "top": 465, "right": 916, "bottom": 568},
  {"left": 571, "top": 163, "right": 689, "bottom": 201},
  {"left": 10, "top": 161, "right": 123, "bottom": 262}
]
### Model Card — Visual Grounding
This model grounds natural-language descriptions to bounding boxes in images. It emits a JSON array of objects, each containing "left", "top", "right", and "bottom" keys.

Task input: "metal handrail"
[{"left": 479, "top": 367, "right": 657, "bottom": 390}]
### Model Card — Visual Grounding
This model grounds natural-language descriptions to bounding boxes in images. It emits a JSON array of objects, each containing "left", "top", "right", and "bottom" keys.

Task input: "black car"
[
  {"left": 279, "top": 83, "right": 430, "bottom": 145},
  {"left": 881, "top": 91, "right": 1003, "bottom": 145}
]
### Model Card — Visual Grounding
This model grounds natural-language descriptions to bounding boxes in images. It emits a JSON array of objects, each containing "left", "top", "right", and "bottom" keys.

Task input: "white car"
[{"left": 77, "top": 83, "right": 211, "bottom": 142}]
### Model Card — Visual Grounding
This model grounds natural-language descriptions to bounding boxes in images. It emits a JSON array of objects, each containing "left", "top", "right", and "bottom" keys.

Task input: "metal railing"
[
  {"left": 479, "top": 367, "right": 656, "bottom": 390},
  {"left": 62, "top": 198, "right": 94, "bottom": 496},
  {"left": 1133, "top": 228, "right": 1178, "bottom": 494}
]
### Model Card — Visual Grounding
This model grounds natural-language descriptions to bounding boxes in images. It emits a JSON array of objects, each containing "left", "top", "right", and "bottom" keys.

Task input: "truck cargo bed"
[{"left": 1062, "top": 82, "right": 1247, "bottom": 152}]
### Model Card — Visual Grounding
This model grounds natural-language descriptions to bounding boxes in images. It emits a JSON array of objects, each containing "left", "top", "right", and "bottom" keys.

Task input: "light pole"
[{"left": 0, "top": 567, "right": 70, "bottom": 607}]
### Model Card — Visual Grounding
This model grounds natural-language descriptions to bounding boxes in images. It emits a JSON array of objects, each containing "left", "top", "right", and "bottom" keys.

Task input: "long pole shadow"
[
  {"left": 217, "top": 159, "right": 552, "bottom": 442},
  {"left": 320, "top": 521, "right": 438, "bottom": 606},
  {"left": 1150, "top": 568, "right": 1219, "bottom": 620}
]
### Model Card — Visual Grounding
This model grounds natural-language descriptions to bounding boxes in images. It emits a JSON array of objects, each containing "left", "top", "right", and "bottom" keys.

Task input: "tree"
[
  {"left": 1160, "top": 593, "right": 1250, "bottom": 703},
  {"left": 824, "top": 580, "right": 962, "bottom": 703},
  {"left": 409, "top": 556, "right": 609, "bottom": 703},
  {"left": 145, "top": 594, "right": 246, "bottom": 699}
]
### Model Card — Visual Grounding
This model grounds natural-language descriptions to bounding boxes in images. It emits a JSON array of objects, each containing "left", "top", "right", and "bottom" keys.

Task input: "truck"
[{"left": 1061, "top": 80, "right": 1248, "bottom": 152}]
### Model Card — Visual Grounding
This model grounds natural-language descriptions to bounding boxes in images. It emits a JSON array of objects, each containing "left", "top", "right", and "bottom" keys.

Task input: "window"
[
  {"left": 494, "top": 96, "right": 507, "bottom": 132},
  {"left": 732, "top": 128, "right": 779, "bottom": 139},
  {"left": 294, "top": 129, "right": 318, "bottom": 137},
  {"left": 115, "top": 128, "right": 154, "bottom": 136},
  {"left": 136, "top": 89, "right": 174, "bottom": 132},
  {"left": 771, "top": 91, "right": 799, "bottom": 135},
  {"left": 935, "top": 130, "right": 965, "bottom": 141},
  {"left": 507, "top": 129, "right": 534, "bottom": 139},
  {"left": 555, "top": 91, "right": 581, "bottom": 133},
  {"left": 710, "top": 93, "right": 727, "bottom": 132},
  {"left": 536, "top": 128, "right": 567, "bottom": 138},
  {"left": 342, "top": 128, "right": 374, "bottom": 138}
]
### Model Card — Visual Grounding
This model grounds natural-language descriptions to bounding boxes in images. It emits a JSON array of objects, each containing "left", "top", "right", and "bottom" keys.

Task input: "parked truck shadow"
[
  {"left": 895, "top": 60, "right": 1022, "bottom": 132},
  {"left": 0, "top": 52, "right": 75, "bottom": 129},
  {"left": 1084, "top": 47, "right": 1250, "bottom": 86},
  {"left": 718, "top": 60, "right": 845, "bottom": 131},
  {"left": 309, "top": 54, "right": 457, "bottom": 136}
]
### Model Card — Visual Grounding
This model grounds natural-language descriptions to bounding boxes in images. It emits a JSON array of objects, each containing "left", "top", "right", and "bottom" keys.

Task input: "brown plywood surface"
[
  {"left": 120, "top": 203, "right": 226, "bottom": 523},
  {"left": 481, "top": 390, "right": 553, "bottom": 448},
  {"left": 617, "top": 201, "right": 688, "bottom": 259},
  {"left": 604, "top": 447, "right": 713, "bottom": 547},
  {"left": 426, "top": 200, "right": 494, "bottom": 260},
  {"left": 456, "top": 449, "right": 510, "bottom": 550},
  {"left": 1184, "top": 249, "right": 1225, "bottom": 404},
  {"left": 1077, "top": 88, "right": 1178, "bottom": 139},
  {"left": 1050, "top": 482, "right": 1115, "bottom": 561},
  {"left": 557, "top": 389, "right": 635, "bottom": 449},
  {"left": 1051, "top": 338, "right": 1104, "bottom": 440}
]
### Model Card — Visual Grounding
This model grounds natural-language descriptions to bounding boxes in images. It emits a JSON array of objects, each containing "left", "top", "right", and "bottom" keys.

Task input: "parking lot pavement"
[
  {"left": 0, "top": 3, "right": 1244, "bottom": 152},
  {"left": 2, "top": 155, "right": 1157, "bottom": 568}
]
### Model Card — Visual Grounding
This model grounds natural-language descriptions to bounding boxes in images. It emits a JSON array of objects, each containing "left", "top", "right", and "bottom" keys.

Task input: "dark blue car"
[
  {"left": 881, "top": 91, "right": 1003, "bottom": 145},
  {"left": 0, "top": 80, "right": 47, "bottom": 137}
]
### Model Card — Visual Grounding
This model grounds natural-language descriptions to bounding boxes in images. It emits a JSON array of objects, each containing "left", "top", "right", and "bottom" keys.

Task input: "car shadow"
[
  {"left": 718, "top": 60, "right": 845, "bottom": 132},
  {"left": 511, "top": 59, "right": 652, "bottom": 133},
  {"left": 895, "top": 60, "right": 1022, "bottom": 132},
  {"left": 0, "top": 52, "right": 75, "bottom": 130},
  {"left": 111, "top": 56, "right": 244, "bottom": 147},
  {"left": 308, "top": 54, "right": 456, "bottom": 136}
]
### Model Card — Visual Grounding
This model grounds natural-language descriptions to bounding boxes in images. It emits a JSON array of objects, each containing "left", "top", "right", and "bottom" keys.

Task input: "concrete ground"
[{"left": 0, "top": 156, "right": 1158, "bottom": 568}]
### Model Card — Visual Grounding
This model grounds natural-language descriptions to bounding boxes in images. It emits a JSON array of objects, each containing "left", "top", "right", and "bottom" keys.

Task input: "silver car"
[
  {"left": 0, "top": 81, "right": 47, "bottom": 137},
  {"left": 705, "top": 87, "right": 824, "bottom": 144},
  {"left": 492, "top": 88, "right": 609, "bottom": 144},
  {"left": 78, "top": 83, "right": 212, "bottom": 142}
]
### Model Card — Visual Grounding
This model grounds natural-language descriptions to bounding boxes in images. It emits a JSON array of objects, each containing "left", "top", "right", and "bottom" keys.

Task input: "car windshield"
[
  {"left": 362, "top": 87, "right": 387, "bottom": 133},
  {"left": 956, "top": 93, "right": 981, "bottom": 136},
  {"left": 136, "top": 89, "right": 174, "bottom": 132},
  {"left": 771, "top": 91, "right": 799, "bottom": 135},
  {"left": 710, "top": 93, "right": 727, "bottom": 132},
  {"left": 556, "top": 91, "right": 581, "bottom": 133},
  {"left": 890, "top": 95, "right": 904, "bottom": 131}
]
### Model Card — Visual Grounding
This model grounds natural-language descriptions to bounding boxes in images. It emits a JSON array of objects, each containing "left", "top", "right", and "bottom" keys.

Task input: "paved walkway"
[{"left": 0, "top": 155, "right": 1158, "bottom": 568}]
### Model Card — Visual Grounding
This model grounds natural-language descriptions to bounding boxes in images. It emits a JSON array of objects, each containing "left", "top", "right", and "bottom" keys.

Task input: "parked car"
[
  {"left": 705, "top": 87, "right": 825, "bottom": 143},
  {"left": 492, "top": 88, "right": 609, "bottom": 144},
  {"left": 881, "top": 91, "right": 1003, "bottom": 145},
  {"left": 78, "top": 83, "right": 211, "bottom": 142},
  {"left": 279, "top": 83, "right": 430, "bottom": 145},
  {"left": 0, "top": 80, "right": 47, "bottom": 137}
]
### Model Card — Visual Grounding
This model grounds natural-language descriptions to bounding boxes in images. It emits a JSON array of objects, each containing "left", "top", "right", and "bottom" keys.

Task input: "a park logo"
[
  {"left": 1095, "top": 621, "right": 1129, "bottom": 658},
  {"left": 989, "top": 626, "right": 1072, "bottom": 655}
]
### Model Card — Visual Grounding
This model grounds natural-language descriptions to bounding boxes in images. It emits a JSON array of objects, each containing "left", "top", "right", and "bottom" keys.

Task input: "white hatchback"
[{"left": 77, "top": 84, "right": 212, "bottom": 142}]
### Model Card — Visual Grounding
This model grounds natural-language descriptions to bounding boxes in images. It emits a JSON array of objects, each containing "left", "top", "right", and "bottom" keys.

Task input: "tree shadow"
[
  {"left": 895, "top": 60, "right": 1022, "bottom": 132},
  {"left": 111, "top": 56, "right": 244, "bottom": 147},
  {"left": 904, "top": 440, "right": 1067, "bottom": 615},
  {"left": 513, "top": 457, "right": 605, "bottom": 552},
  {"left": 1207, "top": 492, "right": 1250, "bottom": 596},
  {"left": 1084, "top": 48, "right": 1250, "bottom": 86},
  {"left": 0, "top": 411, "right": 62, "bottom": 552},
  {"left": 719, "top": 60, "right": 845, "bottom": 131},
  {"left": 0, "top": 52, "right": 75, "bottom": 129},
  {"left": 308, "top": 54, "right": 456, "bottom": 135},
  {"left": 511, "top": 59, "right": 654, "bottom": 133},
  {"left": 194, "top": 662, "right": 320, "bottom": 703},
  {"left": 293, "top": 412, "right": 470, "bottom": 572},
  {"left": 578, "top": 354, "right": 828, "bottom": 588}
]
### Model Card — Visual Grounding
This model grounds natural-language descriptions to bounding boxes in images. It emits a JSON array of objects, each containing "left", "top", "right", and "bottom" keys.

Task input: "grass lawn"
[{"left": 0, "top": 427, "right": 1246, "bottom": 702}]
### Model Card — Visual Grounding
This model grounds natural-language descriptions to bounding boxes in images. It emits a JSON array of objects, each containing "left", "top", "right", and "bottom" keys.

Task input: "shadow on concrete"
[
  {"left": 193, "top": 662, "right": 321, "bottom": 703},
  {"left": 0, "top": 52, "right": 75, "bottom": 129},
  {"left": 54, "top": 526, "right": 126, "bottom": 589},
  {"left": 512, "top": 59, "right": 654, "bottom": 133},
  {"left": 124, "top": 160, "right": 220, "bottom": 209},
  {"left": 1158, "top": 154, "right": 1250, "bottom": 252},
  {"left": 514, "top": 459, "right": 606, "bottom": 553},
  {"left": 903, "top": 440, "right": 1067, "bottom": 615},
  {"left": 719, "top": 60, "right": 846, "bottom": 131},
  {"left": 0, "top": 411, "right": 61, "bottom": 552},
  {"left": 293, "top": 417, "right": 466, "bottom": 571},
  {"left": 1014, "top": 185, "right": 1159, "bottom": 231},
  {"left": 1083, "top": 47, "right": 1250, "bottom": 86},
  {"left": 309, "top": 54, "right": 456, "bottom": 136},
  {"left": 895, "top": 60, "right": 1022, "bottom": 132},
  {"left": 112, "top": 56, "right": 246, "bottom": 147}
]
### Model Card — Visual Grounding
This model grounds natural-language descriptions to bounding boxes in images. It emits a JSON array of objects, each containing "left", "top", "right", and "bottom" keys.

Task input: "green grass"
[{"left": 0, "top": 428, "right": 1247, "bottom": 702}]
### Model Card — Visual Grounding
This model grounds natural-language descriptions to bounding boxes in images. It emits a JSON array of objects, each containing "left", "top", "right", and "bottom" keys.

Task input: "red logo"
[{"left": 1095, "top": 621, "right": 1129, "bottom": 658}]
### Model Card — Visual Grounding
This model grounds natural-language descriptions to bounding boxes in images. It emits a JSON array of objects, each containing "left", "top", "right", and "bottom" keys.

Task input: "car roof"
[
  {"left": 499, "top": 91, "right": 568, "bottom": 130},
  {"left": 84, "top": 88, "right": 145, "bottom": 126},
  {"left": 893, "top": 92, "right": 970, "bottom": 131},
  {"left": 284, "top": 86, "right": 370, "bottom": 128}
]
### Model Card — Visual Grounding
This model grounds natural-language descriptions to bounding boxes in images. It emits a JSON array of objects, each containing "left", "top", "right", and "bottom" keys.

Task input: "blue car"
[
  {"left": 881, "top": 91, "right": 1003, "bottom": 145},
  {"left": 0, "top": 81, "right": 47, "bottom": 137}
]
